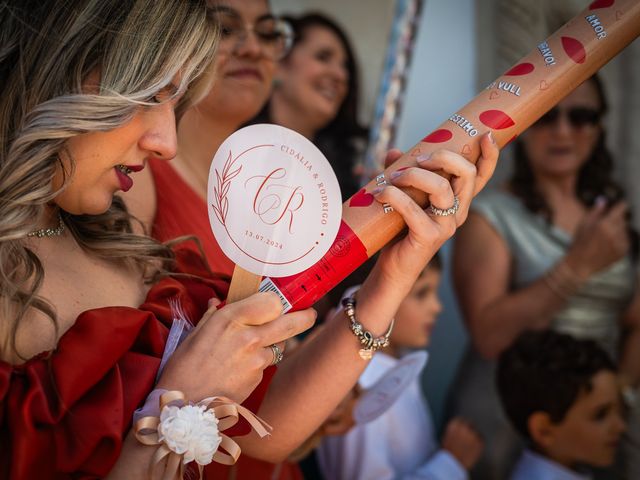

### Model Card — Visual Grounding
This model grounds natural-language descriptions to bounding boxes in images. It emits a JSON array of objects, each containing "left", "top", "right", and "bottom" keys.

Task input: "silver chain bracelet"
[{"left": 342, "top": 293, "right": 394, "bottom": 360}]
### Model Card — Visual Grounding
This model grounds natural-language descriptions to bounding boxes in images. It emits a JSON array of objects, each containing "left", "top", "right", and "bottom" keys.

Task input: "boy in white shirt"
[
  {"left": 497, "top": 331, "right": 627, "bottom": 480},
  {"left": 317, "top": 255, "right": 483, "bottom": 479}
]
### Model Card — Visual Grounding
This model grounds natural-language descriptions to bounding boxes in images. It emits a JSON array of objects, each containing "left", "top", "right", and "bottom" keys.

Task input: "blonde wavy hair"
[{"left": 0, "top": 0, "right": 219, "bottom": 360}]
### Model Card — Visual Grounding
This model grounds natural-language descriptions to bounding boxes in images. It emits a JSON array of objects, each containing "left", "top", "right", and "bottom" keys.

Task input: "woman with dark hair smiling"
[
  {"left": 253, "top": 12, "right": 367, "bottom": 200},
  {"left": 450, "top": 75, "right": 640, "bottom": 479}
]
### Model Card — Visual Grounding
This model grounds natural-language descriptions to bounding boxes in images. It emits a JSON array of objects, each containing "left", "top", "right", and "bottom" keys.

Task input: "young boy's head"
[
  {"left": 497, "top": 331, "right": 626, "bottom": 469},
  {"left": 391, "top": 253, "right": 442, "bottom": 350}
]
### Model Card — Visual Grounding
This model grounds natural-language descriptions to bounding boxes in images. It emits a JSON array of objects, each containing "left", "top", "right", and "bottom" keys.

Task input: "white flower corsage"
[
  {"left": 135, "top": 390, "right": 272, "bottom": 479},
  {"left": 159, "top": 404, "right": 222, "bottom": 465}
]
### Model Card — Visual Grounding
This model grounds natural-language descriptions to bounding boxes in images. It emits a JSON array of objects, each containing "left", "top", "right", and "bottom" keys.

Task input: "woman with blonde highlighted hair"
[
  {"left": 0, "top": 0, "right": 499, "bottom": 478},
  {"left": 0, "top": 1, "right": 317, "bottom": 477}
]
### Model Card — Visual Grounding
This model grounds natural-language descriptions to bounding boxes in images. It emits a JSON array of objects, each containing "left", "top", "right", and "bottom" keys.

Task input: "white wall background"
[{"left": 395, "top": 0, "right": 477, "bottom": 152}]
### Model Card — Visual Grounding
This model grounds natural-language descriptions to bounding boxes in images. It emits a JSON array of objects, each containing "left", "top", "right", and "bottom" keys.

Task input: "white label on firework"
[
  {"left": 259, "top": 278, "right": 292, "bottom": 312},
  {"left": 486, "top": 81, "right": 522, "bottom": 97},
  {"left": 207, "top": 124, "right": 342, "bottom": 277},
  {"left": 449, "top": 113, "right": 479, "bottom": 137},
  {"left": 585, "top": 14, "right": 607, "bottom": 39},
  {"left": 537, "top": 41, "right": 557, "bottom": 66}
]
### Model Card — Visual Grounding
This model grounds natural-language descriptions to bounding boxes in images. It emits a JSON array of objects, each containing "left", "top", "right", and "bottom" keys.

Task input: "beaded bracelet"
[{"left": 342, "top": 293, "right": 394, "bottom": 360}]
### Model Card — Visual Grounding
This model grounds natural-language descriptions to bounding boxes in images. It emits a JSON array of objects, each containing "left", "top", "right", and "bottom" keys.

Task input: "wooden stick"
[{"left": 226, "top": 265, "right": 262, "bottom": 303}]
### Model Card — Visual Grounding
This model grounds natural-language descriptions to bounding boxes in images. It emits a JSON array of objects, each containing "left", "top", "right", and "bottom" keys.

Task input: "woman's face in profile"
[
  {"left": 521, "top": 80, "right": 602, "bottom": 179},
  {"left": 276, "top": 25, "right": 349, "bottom": 130},
  {"left": 53, "top": 86, "right": 181, "bottom": 215},
  {"left": 198, "top": 0, "right": 277, "bottom": 123}
]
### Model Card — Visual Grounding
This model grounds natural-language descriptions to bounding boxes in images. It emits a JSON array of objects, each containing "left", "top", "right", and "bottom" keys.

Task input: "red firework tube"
[{"left": 263, "top": 0, "right": 640, "bottom": 312}]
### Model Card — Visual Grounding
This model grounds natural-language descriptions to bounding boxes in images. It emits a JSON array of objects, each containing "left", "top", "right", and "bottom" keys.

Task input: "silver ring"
[
  {"left": 429, "top": 195, "right": 460, "bottom": 217},
  {"left": 269, "top": 344, "right": 284, "bottom": 366}
]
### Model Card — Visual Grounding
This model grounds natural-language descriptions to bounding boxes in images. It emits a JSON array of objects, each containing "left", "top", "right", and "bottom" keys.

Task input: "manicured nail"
[
  {"left": 416, "top": 154, "right": 432, "bottom": 163},
  {"left": 390, "top": 171, "right": 403, "bottom": 179},
  {"left": 372, "top": 187, "right": 384, "bottom": 195},
  {"left": 487, "top": 131, "right": 495, "bottom": 144}
]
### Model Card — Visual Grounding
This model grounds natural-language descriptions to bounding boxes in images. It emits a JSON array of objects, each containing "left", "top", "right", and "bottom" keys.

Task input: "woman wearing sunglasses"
[{"left": 448, "top": 75, "right": 640, "bottom": 479}]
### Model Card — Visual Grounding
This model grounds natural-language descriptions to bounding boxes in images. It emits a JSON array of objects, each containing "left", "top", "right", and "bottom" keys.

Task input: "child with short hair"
[
  {"left": 497, "top": 330, "right": 627, "bottom": 479},
  {"left": 317, "top": 255, "right": 483, "bottom": 479}
]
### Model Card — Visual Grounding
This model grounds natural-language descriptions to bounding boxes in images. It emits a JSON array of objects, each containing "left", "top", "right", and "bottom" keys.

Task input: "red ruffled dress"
[
  {"left": 150, "top": 159, "right": 303, "bottom": 480},
  {"left": 150, "top": 158, "right": 235, "bottom": 277},
  {"left": 0, "top": 249, "right": 278, "bottom": 479}
]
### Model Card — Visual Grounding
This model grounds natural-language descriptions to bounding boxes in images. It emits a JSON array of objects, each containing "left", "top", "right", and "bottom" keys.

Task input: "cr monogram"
[{"left": 247, "top": 168, "right": 305, "bottom": 234}]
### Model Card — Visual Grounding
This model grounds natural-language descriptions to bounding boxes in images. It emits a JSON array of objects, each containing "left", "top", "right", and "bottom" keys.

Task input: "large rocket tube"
[{"left": 265, "top": 0, "right": 640, "bottom": 312}]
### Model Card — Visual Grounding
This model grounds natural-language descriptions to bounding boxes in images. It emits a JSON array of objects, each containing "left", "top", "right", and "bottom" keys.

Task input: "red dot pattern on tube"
[
  {"left": 504, "top": 63, "right": 535, "bottom": 76},
  {"left": 589, "top": 0, "right": 614, "bottom": 9},
  {"left": 562, "top": 36, "right": 587, "bottom": 64},
  {"left": 349, "top": 188, "right": 375, "bottom": 208},
  {"left": 479, "top": 110, "right": 516, "bottom": 130},
  {"left": 422, "top": 129, "right": 453, "bottom": 143}
]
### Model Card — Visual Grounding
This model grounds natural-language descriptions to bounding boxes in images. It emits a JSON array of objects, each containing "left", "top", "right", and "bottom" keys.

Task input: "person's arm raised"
[
  {"left": 235, "top": 133, "right": 498, "bottom": 462},
  {"left": 455, "top": 200, "right": 631, "bottom": 359}
]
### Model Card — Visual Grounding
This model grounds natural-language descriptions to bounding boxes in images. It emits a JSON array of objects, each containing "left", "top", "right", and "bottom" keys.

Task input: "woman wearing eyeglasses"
[
  {"left": 125, "top": 2, "right": 303, "bottom": 477},
  {"left": 448, "top": 75, "right": 640, "bottom": 479},
  {"left": 126, "top": 0, "right": 293, "bottom": 275},
  {"left": 123, "top": 1, "right": 500, "bottom": 479}
]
